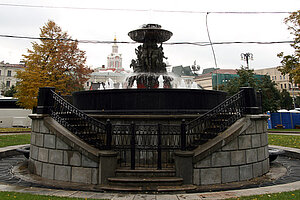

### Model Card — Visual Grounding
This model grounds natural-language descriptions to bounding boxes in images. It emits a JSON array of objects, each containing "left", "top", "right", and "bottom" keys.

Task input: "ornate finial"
[{"left": 114, "top": 35, "right": 117, "bottom": 42}]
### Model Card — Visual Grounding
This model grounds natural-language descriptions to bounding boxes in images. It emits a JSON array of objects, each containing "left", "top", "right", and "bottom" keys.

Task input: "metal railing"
[{"left": 38, "top": 87, "right": 253, "bottom": 169}]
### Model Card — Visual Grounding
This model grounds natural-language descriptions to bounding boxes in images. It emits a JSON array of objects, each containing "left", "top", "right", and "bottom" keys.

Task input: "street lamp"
[{"left": 241, "top": 53, "right": 253, "bottom": 69}]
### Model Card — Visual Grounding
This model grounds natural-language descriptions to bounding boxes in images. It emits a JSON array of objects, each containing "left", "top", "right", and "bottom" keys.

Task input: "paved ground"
[{"left": 0, "top": 145, "right": 299, "bottom": 199}]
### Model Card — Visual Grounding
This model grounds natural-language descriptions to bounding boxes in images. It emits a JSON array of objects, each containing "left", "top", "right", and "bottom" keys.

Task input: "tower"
[{"left": 107, "top": 36, "right": 123, "bottom": 72}]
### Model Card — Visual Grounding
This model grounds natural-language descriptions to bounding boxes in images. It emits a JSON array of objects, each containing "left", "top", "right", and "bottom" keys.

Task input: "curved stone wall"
[{"left": 193, "top": 115, "right": 269, "bottom": 185}]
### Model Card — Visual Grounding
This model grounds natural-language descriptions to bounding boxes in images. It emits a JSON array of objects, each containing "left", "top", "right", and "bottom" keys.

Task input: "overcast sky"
[{"left": 0, "top": 0, "right": 299, "bottom": 71}]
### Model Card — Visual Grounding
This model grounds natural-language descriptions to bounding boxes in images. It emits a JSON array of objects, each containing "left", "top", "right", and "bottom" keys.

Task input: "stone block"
[
  {"left": 251, "top": 134, "right": 261, "bottom": 148},
  {"left": 82, "top": 155, "right": 98, "bottom": 168},
  {"left": 30, "top": 132, "right": 36, "bottom": 145},
  {"left": 42, "top": 163, "right": 54, "bottom": 180},
  {"left": 194, "top": 156, "right": 211, "bottom": 168},
  {"left": 231, "top": 150, "right": 246, "bottom": 165},
  {"left": 222, "top": 166, "right": 239, "bottom": 183},
  {"left": 246, "top": 149, "right": 257, "bottom": 164},
  {"left": 222, "top": 138, "right": 238, "bottom": 151},
  {"left": 92, "top": 168, "right": 98, "bottom": 185},
  {"left": 35, "top": 133, "right": 44, "bottom": 147},
  {"left": 55, "top": 165, "right": 71, "bottom": 182},
  {"left": 28, "top": 159, "right": 35, "bottom": 173},
  {"left": 72, "top": 167, "right": 92, "bottom": 184},
  {"left": 256, "top": 120, "right": 266, "bottom": 134},
  {"left": 239, "top": 164, "right": 253, "bottom": 181},
  {"left": 49, "top": 149, "right": 63, "bottom": 164},
  {"left": 31, "top": 119, "right": 39, "bottom": 132},
  {"left": 38, "top": 148, "right": 49, "bottom": 162},
  {"left": 35, "top": 160, "right": 42, "bottom": 176},
  {"left": 253, "top": 162, "right": 263, "bottom": 177},
  {"left": 260, "top": 133, "right": 268, "bottom": 146},
  {"left": 264, "top": 146, "right": 269, "bottom": 159},
  {"left": 193, "top": 169, "right": 200, "bottom": 185},
  {"left": 64, "top": 151, "right": 81, "bottom": 166},
  {"left": 200, "top": 168, "right": 221, "bottom": 185},
  {"left": 30, "top": 145, "right": 38, "bottom": 160},
  {"left": 257, "top": 147, "right": 265, "bottom": 161},
  {"left": 56, "top": 137, "right": 70, "bottom": 150},
  {"left": 238, "top": 135, "right": 252, "bottom": 150},
  {"left": 262, "top": 158, "right": 270, "bottom": 174},
  {"left": 39, "top": 120, "right": 50, "bottom": 134},
  {"left": 44, "top": 134, "right": 56, "bottom": 149},
  {"left": 245, "top": 120, "right": 256, "bottom": 134},
  {"left": 211, "top": 152, "right": 230, "bottom": 167}
]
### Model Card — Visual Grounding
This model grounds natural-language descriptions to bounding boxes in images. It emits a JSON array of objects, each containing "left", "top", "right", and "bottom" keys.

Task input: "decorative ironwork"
[
  {"left": 49, "top": 90, "right": 107, "bottom": 149},
  {"left": 186, "top": 90, "right": 245, "bottom": 149}
]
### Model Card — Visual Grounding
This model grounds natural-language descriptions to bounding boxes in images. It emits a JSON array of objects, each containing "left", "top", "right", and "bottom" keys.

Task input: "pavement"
[{"left": 0, "top": 132, "right": 299, "bottom": 199}]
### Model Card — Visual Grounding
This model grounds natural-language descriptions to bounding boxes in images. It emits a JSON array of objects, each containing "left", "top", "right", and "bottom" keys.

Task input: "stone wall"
[
  {"left": 193, "top": 115, "right": 269, "bottom": 185},
  {"left": 28, "top": 114, "right": 117, "bottom": 185}
]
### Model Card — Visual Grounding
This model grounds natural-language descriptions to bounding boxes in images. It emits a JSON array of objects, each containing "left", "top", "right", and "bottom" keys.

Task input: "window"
[
  {"left": 281, "top": 84, "right": 283, "bottom": 89},
  {"left": 284, "top": 83, "right": 286, "bottom": 89},
  {"left": 275, "top": 76, "right": 277, "bottom": 80},
  {"left": 283, "top": 75, "right": 285, "bottom": 80},
  {"left": 6, "top": 81, "right": 10, "bottom": 87},
  {"left": 280, "top": 76, "right": 282, "bottom": 80},
  {"left": 289, "top": 84, "right": 291, "bottom": 89},
  {"left": 87, "top": 82, "right": 89, "bottom": 87},
  {"left": 7, "top": 70, "right": 11, "bottom": 77}
]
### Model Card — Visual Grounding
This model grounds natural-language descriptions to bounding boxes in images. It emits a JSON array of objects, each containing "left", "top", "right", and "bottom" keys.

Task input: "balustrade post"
[
  {"left": 240, "top": 87, "right": 260, "bottom": 114},
  {"left": 157, "top": 124, "right": 162, "bottom": 170},
  {"left": 181, "top": 119, "right": 187, "bottom": 151},
  {"left": 36, "top": 87, "right": 55, "bottom": 114},
  {"left": 106, "top": 119, "right": 112, "bottom": 150},
  {"left": 130, "top": 122, "right": 136, "bottom": 170}
]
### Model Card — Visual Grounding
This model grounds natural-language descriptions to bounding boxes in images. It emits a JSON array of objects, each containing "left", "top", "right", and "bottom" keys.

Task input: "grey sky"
[{"left": 0, "top": 0, "right": 299, "bottom": 71}]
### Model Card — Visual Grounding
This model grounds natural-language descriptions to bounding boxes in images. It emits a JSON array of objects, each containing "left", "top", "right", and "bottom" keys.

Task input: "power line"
[
  {"left": 0, "top": 34, "right": 294, "bottom": 46},
  {"left": 0, "top": 3, "right": 293, "bottom": 14}
]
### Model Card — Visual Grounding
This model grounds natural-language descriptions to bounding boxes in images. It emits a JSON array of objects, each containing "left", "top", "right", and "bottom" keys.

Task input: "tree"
[
  {"left": 220, "top": 67, "right": 280, "bottom": 112},
  {"left": 4, "top": 85, "right": 17, "bottom": 97},
  {"left": 279, "top": 89, "right": 293, "bottom": 110},
  {"left": 277, "top": 10, "right": 300, "bottom": 84},
  {"left": 15, "top": 20, "right": 93, "bottom": 109}
]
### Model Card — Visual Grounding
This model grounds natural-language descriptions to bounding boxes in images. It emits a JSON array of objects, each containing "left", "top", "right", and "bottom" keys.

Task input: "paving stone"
[
  {"left": 156, "top": 195, "right": 178, "bottom": 200},
  {"left": 42, "top": 163, "right": 54, "bottom": 180},
  {"left": 251, "top": 134, "right": 261, "bottom": 148},
  {"left": 35, "top": 133, "right": 44, "bottom": 147},
  {"left": 257, "top": 147, "right": 265, "bottom": 161},
  {"left": 44, "top": 134, "right": 56, "bottom": 149},
  {"left": 71, "top": 167, "right": 92, "bottom": 184},
  {"left": 49, "top": 149, "right": 63, "bottom": 164},
  {"left": 54, "top": 165, "right": 71, "bottom": 182},
  {"left": 253, "top": 161, "right": 263, "bottom": 177},
  {"left": 194, "top": 156, "right": 211, "bottom": 168},
  {"left": 231, "top": 150, "right": 246, "bottom": 165},
  {"left": 56, "top": 137, "right": 70, "bottom": 150},
  {"left": 69, "top": 191, "right": 95, "bottom": 198},
  {"left": 239, "top": 164, "right": 253, "bottom": 181},
  {"left": 222, "top": 138, "right": 238, "bottom": 151},
  {"left": 82, "top": 154, "right": 98, "bottom": 168},
  {"left": 38, "top": 148, "right": 48, "bottom": 162},
  {"left": 222, "top": 166, "right": 239, "bottom": 183},
  {"left": 246, "top": 149, "right": 257, "bottom": 164},
  {"left": 238, "top": 135, "right": 252, "bottom": 150},
  {"left": 200, "top": 168, "right": 221, "bottom": 185},
  {"left": 212, "top": 151, "right": 230, "bottom": 167}
]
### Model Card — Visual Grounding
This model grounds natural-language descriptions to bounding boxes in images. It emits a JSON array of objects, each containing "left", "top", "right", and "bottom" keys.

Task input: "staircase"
[{"left": 101, "top": 168, "right": 196, "bottom": 192}]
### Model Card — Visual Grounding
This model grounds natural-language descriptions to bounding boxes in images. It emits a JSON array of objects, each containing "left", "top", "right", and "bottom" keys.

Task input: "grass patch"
[
  {"left": 0, "top": 134, "right": 31, "bottom": 148},
  {"left": 0, "top": 191, "right": 99, "bottom": 200},
  {"left": 268, "top": 134, "right": 300, "bottom": 149},
  {"left": 228, "top": 190, "right": 299, "bottom": 199},
  {"left": 268, "top": 129, "right": 300, "bottom": 132},
  {"left": 0, "top": 128, "right": 31, "bottom": 133}
]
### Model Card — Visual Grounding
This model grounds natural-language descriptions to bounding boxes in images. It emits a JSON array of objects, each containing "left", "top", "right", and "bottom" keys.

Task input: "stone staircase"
[{"left": 101, "top": 168, "right": 196, "bottom": 192}]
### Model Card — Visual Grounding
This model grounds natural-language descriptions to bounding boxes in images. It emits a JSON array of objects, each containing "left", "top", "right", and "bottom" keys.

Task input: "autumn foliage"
[{"left": 15, "top": 20, "right": 92, "bottom": 109}]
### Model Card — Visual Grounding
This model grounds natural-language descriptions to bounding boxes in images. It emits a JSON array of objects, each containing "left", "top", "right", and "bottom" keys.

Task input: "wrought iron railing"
[
  {"left": 49, "top": 90, "right": 108, "bottom": 149},
  {"left": 185, "top": 89, "right": 245, "bottom": 149}
]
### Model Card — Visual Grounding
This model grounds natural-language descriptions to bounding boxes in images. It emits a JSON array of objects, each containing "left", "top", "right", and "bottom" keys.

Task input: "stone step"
[
  {"left": 115, "top": 168, "right": 176, "bottom": 177},
  {"left": 107, "top": 177, "right": 183, "bottom": 187},
  {"left": 100, "top": 184, "right": 197, "bottom": 192}
]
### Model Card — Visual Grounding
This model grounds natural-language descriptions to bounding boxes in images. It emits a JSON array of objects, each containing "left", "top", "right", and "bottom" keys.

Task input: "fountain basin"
[{"left": 72, "top": 89, "right": 227, "bottom": 115}]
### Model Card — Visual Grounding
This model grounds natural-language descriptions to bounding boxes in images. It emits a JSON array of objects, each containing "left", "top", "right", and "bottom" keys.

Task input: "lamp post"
[{"left": 241, "top": 53, "right": 253, "bottom": 69}]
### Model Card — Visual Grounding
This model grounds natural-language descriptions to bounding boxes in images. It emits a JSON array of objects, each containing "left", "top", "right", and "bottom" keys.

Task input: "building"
[
  {"left": 255, "top": 67, "right": 299, "bottom": 95},
  {"left": 0, "top": 62, "right": 24, "bottom": 95},
  {"left": 106, "top": 37, "right": 123, "bottom": 72}
]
